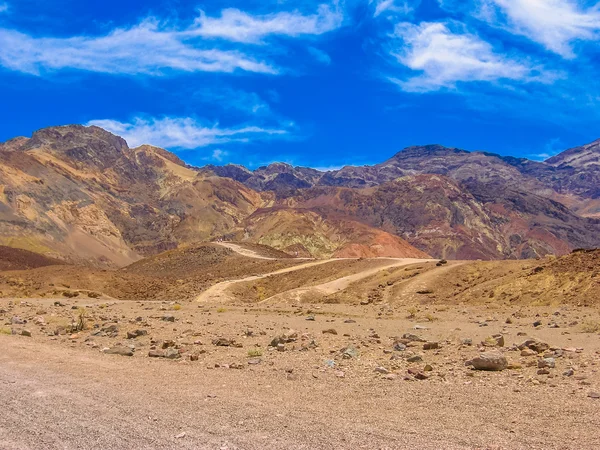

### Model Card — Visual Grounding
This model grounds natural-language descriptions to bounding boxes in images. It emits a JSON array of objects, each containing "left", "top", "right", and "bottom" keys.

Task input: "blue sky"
[{"left": 0, "top": 0, "right": 599, "bottom": 169}]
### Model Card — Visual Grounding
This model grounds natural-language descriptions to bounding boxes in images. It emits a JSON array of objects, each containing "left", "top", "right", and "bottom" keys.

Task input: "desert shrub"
[
  {"left": 581, "top": 320, "right": 600, "bottom": 334},
  {"left": 407, "top": 306, "right": 418, "bottom": 319},
  {"left": 247, "top": 348, "right": 263, "bottom": 357}
]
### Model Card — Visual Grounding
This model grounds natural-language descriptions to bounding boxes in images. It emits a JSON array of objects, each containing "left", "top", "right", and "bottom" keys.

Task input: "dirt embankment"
[
  {"left": 0, "top": 246, "right": 64, "bottom": 271},
  {"left": 0, "top": 244, "right": 302, "bottom": 301}
]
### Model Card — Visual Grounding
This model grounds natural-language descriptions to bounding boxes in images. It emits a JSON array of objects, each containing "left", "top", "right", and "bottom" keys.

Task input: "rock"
[
  {"left": 11, "top": 316, "right": 25, "bottom": 325},
  {"left": 189, "top": 354, "right": 199, "bottom": 361},
  {"left": 537, "top": 368, "right": 550, "bottom": 375},
  {"left": 423, "top": 342, "right": 439, "bottom": 350},
  {"left": 374, "top": 366, "right": 390, "bottom": 374},
  {"left": 322, "top": 328, "right": 338, "bottom": 335},
  {"left": 270, "top": 330, "right": 298, "bottom": 347},
  {"left": 407, "top": 355, "right": 423, "bottom": 363},
  {"left": 461, "top": 338, "right": 473, "bottom": 346},
  {"left": 102, "top": 324, "right": 119, "bottom": 335},
  {"left": 164, "top": 348, "right": 180, "bottom": 359},
  {"left": 248, "top": 358, "right": 262, "bottom": 365},
  {"left": 538, "top": 358, "right": 556, "bottom": 369},
  {"left": 334, "top": 370, "right": 345, "bottom": 378},
  {"left": 104, "top": 346, "right": 134, "bottom": 357},
  {"left": 467, "top": 351, "right": 508, "bottom": 371},
  {"left": 518, "top": 338, "right": 549, "bottom": 354},
  {"left": 408, "top": 368, "right": 428, "bottom": 380},
  {"left": 175, "top": 432, "right": 186, "bottom": 439},
  {"left": 393, "top": 341, "right": 407, "bottom": 352},
  {"left": 492, "top": 334, "right": 505, "bottom": 347},
  {"left": 306, "top": 315, "right": 315, "bottom": 321},
  {"left": 533, "top": 320, "right": 542, "bottom": 327},
  {"left": 162, "top": 340, "right": 176, "bottom": 349},
  {"left": 148, "top": 350, "right": 165, "bottom": 358},
  {"left": 402, "top": 333, "right": 426, "bottom": 342},
  {"left": 563, "top": 368, "right": 575, "bottom": 377},
  {"left": 384, "top": 374, "right": 398, "bottom": 380},
  {"left": 20, "top": 329, "right": 32, "bottom": 337},
  {"left": 588, "top": 392, "right": 600, "bottom": 399},
  {"left": 341, "top": 346, "right": 359, "bottom": 359},
  {"left": 276, "top": 343, "right": 285, "bottom": 352},
  {"left": 521, "top": 349, "right": 537, "bottom": 357},
  {"left": 424, "top": 364, "right": 433, "bottom": 372},
  {"left": 127, "top": 329, "right": 148, "bottom": 339},
  {"left": 162, "top": 315, "right": 175, "bottom": 322},
  {"left": 344, "top": 319, "right": 356, "bottom": 324},
  {"left": 212, "top": 338, "right": 235, "bottom": 347}
]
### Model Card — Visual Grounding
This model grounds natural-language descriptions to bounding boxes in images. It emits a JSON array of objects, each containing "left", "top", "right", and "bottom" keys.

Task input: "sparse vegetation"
[
  {"left": 172, "top": 304, "right": 182, "bottom": 311},
  {"left": 424, "top": 312, "right": 439, "bottom": 322},
  {"left": 581, "top": 320, "right": 600, "bottom": 334},
  {"left": 0, "top": 327, "right": 11, "bottom": 335},
  {"left": 68, "top": 307, "right": 88, "bottom": 333},
  {"left": 247, "top": 348, "right": 263, "bottom": 357},
  {"left": 407, "top": 306, "right": 418, "bottom": 319},
  {"left": 216, "top": 307, "right": 227, "bottom": 313}
]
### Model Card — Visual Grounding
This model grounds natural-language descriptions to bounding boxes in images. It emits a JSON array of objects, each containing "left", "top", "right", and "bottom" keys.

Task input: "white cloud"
[
  {"left": 189, "top": 4, "right": 343, "bottom": 44},
  {"left": 307, "top": 46, "right": 332, "bottom": 64},
  {"left": 0, "top": 21, "right": 275, "bottom": 76},
  {"left": 440, "top": 0, "right": 600, "bottom": 58},
  {"left": 0, "top": 3, "right": 344, "bottom": 76},
  {"left": 211, "top": 149, "right": 229, "bottom": 161},
  {"left": 373, "top": 0, "right": 420, "bottom": 17},
  {"left": 193, "top": 87, "right": 272, "bottom": 115},
  {"left": 388, "top": 21, "right": 550, "bottom": 92},
  {"left": 477, "top": 0, "right": 600, "bottom": 58},
  {"left": 87, "top": 116, "right": 289, "bottom": 149},
  {"left": 0, "top": 3, "right": 8, "bottom": 13}
]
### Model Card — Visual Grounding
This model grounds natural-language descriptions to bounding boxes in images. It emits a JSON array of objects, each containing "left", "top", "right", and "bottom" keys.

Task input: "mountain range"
[{"left": 1, "top": 125, "right": 599, "bottom": 266}]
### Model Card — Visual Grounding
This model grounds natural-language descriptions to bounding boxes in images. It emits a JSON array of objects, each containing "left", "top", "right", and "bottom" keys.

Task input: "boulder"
[{"left": 467, "top": 351, "right": 507, "bottom": 371}]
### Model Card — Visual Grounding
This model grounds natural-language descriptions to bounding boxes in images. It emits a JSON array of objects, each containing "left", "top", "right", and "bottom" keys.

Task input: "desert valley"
[{"left": 0, "top": 125, "right": 599, "bottom": 449}]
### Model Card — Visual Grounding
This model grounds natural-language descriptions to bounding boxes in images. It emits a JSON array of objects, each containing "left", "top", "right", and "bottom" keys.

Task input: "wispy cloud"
[
  {"left": 87, "top": 116, "right": 289, "bottom": 149},
  {"left": 0, "top": 21, "right": 275, "bottom": 76},
  {"left": 189, "top": 4, "right": 343, "bottom": 44},
  {"left": 441, "top": 0, "right": 600, "bottom": 58},
  {"left": 388, "top": 21, "right": 553, "bottom": 92},
  {"left": 211, "top": 149, "right": 229, "bottom": 161},
  {"left": 307, "top": 46, "right": 332, "bottom": 64},
  {"left": 372, "top": 0, "right": 420, "bottom": 17},
  {"left": 0, "top": 3, "right": 8, "bottom": 14},
  {"left": 0, "top": 3, "right": 344, "bottom": 76},
  {"left": 192, "top": 87, "right": 272, "bottom": 115}
]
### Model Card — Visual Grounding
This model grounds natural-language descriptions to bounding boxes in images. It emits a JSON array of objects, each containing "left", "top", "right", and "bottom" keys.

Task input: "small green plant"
[
  {"left": 407, "top": 306, "right": 418, "bottom": 319},
  {"left": 216, "top": 307, "right": 227, "bottom": 313},
  {"left": 424, "top": 313, "right": 439, "bottom": 322},
  {"left": 0, "top": 327, "right": 11, "bottom": 335},
  {"left": 581, "top": 320, "right": 600, "bottom": 334},
  {"left": 172, "top": 304, "right": 182, "bottom": 311},
  {"left": 247, "top": 348, "right": 263, "bottom": 357}
]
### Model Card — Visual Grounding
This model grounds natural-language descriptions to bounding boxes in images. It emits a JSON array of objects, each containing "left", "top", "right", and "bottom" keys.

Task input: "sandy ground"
[{"left": 1, "top": 297, "right": 600, "bottom": 450}]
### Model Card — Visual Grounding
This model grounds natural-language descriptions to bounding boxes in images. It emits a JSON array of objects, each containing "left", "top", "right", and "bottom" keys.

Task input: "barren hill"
[{"left": 2, "top": 125, "right": 600, "bottom": 261}]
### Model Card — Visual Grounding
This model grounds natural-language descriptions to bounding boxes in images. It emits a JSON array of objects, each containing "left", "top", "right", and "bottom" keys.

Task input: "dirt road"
[
  {"left": 261, "top": 258, "right": 431, "bottom": 304},
  {"left": 196, "top": 259, "right": 342, "bottom": 303}
]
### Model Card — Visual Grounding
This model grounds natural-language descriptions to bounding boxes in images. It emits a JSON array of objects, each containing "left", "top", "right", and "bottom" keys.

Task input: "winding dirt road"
[{"left": 198, "top": 243, "right": 430, "bottom": 304}]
